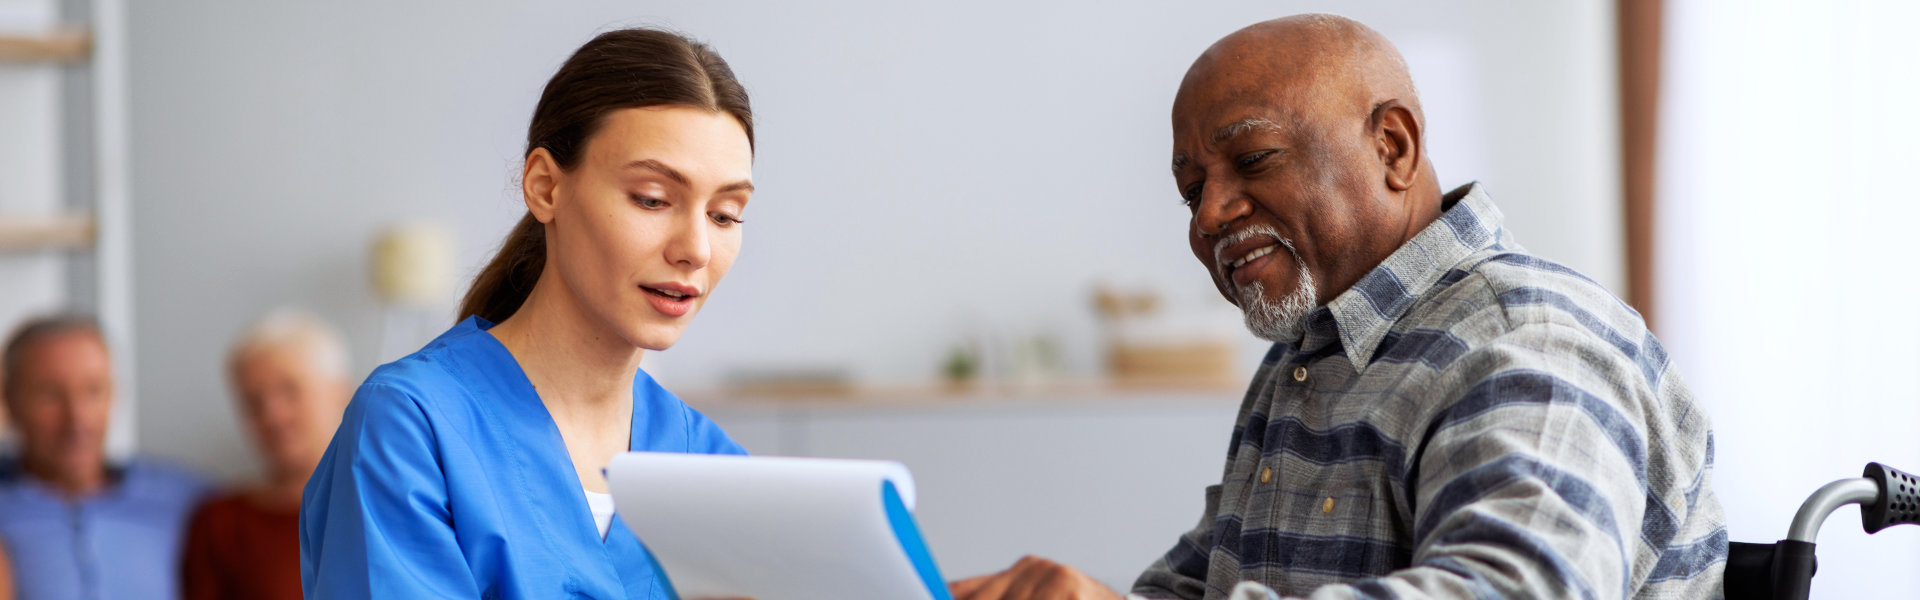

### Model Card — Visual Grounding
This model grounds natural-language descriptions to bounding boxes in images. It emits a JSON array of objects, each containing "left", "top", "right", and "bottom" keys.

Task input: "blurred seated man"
[
  {"left": 182, "top": 309, "right": 350, "bottom": 600},
  {"left": 951, "top": 14, "right": 1724, "bottom": 600},
  {"left": 0, "top": 315, "right": 208, "bottom": 600}
]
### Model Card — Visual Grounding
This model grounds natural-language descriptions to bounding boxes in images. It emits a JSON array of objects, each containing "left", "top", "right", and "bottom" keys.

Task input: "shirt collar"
[
  {"left": 1312, "top": 182, "right": 1505, "bottom": 370},
  {"left": 0, "top": 457, "right": 139, "bottom": 503}
]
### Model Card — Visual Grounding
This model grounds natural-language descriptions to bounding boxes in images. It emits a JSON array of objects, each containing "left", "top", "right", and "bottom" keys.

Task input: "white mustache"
[{"left": 1212, "top": 224, "right": 1299, "bottom": 282}]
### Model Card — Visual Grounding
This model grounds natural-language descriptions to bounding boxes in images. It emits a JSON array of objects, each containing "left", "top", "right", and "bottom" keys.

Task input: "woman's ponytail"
[{"left": 458, "top": 214, "right": 546, "bottom": 324}]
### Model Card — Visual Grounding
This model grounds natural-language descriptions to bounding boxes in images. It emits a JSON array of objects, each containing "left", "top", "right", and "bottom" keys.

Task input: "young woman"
[{"left": 301, "top": 28, "right": 754, "bottom": 599}]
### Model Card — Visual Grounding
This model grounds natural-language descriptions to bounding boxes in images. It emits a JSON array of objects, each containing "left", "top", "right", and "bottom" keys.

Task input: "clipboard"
[{"left": 607, "top": 452, "right": 953, "bottom": 600}]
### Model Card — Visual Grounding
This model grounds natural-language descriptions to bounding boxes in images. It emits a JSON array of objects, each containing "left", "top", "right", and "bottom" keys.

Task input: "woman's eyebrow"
[
  {"left": 624, "top": 159, "right": 691, "bottom": 186},
  {"left": 625, "top": 158, "right": 752, "bottom": 193}
]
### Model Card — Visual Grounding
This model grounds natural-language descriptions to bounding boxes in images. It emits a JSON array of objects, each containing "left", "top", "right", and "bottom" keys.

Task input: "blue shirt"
[
  {"left": 0, "top": 458, "right": 209, "bottom": 600},
  {"left": 1132, "top": 184, "right": 1724, "bottom": 600},
  {"left": 300, "top": 316, "right": 746, "bottom": 599}
]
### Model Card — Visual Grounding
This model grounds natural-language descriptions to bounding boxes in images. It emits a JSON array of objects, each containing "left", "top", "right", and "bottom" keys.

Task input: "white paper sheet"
[{"left": 606, "top": 452, "right": 949, "bottom": 600}]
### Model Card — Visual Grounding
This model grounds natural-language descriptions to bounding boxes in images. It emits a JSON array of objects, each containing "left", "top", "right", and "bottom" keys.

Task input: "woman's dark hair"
[{"left": 458, "top": 28, "right": 754, "bottom": 324}]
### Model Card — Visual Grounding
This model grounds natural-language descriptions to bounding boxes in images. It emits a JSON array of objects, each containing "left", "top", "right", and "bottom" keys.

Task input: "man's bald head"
[
  {"left": 1175, "top": 14, "right": 1426, "bottom": 174},
  {"left": 1172, "top": 15, "right": 1443, "bottom": 342}
]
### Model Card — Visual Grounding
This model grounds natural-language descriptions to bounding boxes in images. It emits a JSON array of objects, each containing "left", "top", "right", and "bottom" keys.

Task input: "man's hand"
[{"left": 948, "top": 555, "right": 1125, "bottom": 600}]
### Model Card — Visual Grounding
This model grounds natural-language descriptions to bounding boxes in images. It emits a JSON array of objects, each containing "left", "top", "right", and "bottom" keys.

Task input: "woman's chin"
[{"left": 627, "top": 322, "right": 688, "bottom": 352}]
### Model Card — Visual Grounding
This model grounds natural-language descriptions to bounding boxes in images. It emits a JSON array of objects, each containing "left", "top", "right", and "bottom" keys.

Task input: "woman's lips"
[{"left": 641, "top": 285, "right": 695, "bottom": 318}]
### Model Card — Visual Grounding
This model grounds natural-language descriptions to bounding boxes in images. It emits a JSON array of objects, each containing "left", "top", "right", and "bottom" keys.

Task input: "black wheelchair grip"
[{"left": 1862, "top": 462, "right": 1920, "bottom": 534}]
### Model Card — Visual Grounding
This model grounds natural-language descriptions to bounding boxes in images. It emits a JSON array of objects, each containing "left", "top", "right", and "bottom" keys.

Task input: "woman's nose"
[{"left": 664, "top": 213, "right": 712, "bottom": 269}]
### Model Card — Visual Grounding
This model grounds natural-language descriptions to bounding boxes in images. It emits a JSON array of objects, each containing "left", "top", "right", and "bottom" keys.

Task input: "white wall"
[
  {"left": 1657, "top": 1, "right": 1920, "bottom": 597},
  {"left": 125, "top": 0, "right": 1622, "bottom": 482}
]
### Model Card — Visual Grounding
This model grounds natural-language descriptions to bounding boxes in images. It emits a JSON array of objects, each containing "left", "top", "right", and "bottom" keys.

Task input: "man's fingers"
[
  {"left": 1003, "top": 555, "right": 1066, "bottom": 600},
  {"left": 948, "top": 574, "right": 993, "bottom": 597},
  {"left": 958, "top": 572, "right": 1017, "bottom": 600},
  {"left": 951, "top": 556, "right": 1118, "bottom": 600},
  {"left": 1002, "top": 571, "right": 1048, "bottom": 600}
]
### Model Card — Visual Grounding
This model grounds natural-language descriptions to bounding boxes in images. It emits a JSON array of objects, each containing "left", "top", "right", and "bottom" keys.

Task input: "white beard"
[
  {"left": 1217, "top": 228, "right": 1319, "bottom": 343},
  {"left": 1236, "top": 255, "right": 1317, "bottom": 342}
]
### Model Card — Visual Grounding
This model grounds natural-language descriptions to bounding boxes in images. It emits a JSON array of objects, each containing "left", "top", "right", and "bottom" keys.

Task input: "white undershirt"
[{"left": 584, "top": 487, "right": 615, "bottom": 540}]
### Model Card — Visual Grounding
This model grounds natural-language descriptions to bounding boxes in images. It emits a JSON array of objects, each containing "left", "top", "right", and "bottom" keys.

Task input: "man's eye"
[
  {"left": 1181, "top": 183, "right": 1204, "bottom": 207},
  {"left": 1236, "top": 150, "right": 1275, "bottom": 169},
  {"left": 632, "top": 195, "right": 667, "bottom": 209}
]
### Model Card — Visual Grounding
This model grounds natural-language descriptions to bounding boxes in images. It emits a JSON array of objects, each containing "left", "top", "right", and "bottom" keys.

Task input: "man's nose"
[
  {"left": 259, "top": 395, "right": 297, "bottom": 425},
  {"left": 55, "top": 393, "right": 86, "bottom": 433},
  {"left": 1194, "top": 183, "right": 1252, "bottom": 238}
]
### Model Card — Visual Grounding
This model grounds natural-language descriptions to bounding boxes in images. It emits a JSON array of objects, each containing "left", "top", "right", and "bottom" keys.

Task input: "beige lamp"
[
  {"left": 369, "top": 223, "right": 454, "bottom": 360},
  {"left": 370, "top": 223, "right": 454, "bottom": 307}
]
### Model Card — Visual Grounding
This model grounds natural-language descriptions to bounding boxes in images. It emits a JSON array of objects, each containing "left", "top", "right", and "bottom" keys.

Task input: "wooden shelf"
[
  {"left": 0, "top": 27, "right": 91, "bottom": 64},
  {"left": 0, "top": 213, "right": 95, "bottom": 252}
]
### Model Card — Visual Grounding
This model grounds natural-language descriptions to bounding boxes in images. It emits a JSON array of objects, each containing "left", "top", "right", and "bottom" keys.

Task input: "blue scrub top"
[{"left": 300, "top": 316, "right": 745, "bottom": 599}]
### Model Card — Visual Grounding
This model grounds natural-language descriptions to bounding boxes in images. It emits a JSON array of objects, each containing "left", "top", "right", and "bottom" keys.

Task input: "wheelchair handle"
[
  {"left": 1860, "top": 462, "right": 1920, "bottom": 534},
  {"left": 1786, "top": 478, "right": 1878, "bottom": 543},
  {"left": 1784, "top": 462, "right": 1920, "bottom": 543}
]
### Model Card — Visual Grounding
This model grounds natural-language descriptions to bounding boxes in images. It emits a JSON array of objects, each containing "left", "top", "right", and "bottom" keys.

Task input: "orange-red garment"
[{"left": 180, "top": 492, "right": 302, "bottom": 600}]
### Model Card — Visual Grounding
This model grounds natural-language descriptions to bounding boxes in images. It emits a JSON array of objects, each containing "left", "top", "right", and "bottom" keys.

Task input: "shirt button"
[
  {"left": 1260, "top": 467, "right": 1272, "bottom": 484},
  {"left": 1323, "top": 497, "right": 1336, "bottom": 513},
  {"left": 1292, "top": 366, "right": 1308, "bottom": 381}
]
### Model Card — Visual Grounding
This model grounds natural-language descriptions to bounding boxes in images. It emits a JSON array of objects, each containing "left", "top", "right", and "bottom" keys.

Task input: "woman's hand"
[{"left": 948, "top": 555, "right": 1124, "bottom": 600}]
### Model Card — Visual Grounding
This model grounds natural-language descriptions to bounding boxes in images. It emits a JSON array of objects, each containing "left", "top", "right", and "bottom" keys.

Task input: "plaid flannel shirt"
[{"left": 1132, "top": 183, "right": 1726, "bottom": 600}]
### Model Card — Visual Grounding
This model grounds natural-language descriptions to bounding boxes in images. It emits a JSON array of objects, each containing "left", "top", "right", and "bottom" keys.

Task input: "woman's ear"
[{"left": 523, "top": 148, "right": 563, "bottom": 224}]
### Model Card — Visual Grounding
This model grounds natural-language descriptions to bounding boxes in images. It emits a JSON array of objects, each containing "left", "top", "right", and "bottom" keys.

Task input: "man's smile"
[
  {"left": 1228, "top": 243, "right": 1281, "bottom": 288},
  {"left": 1215, "top": 227, "right": 1290, "bottom": 291}
]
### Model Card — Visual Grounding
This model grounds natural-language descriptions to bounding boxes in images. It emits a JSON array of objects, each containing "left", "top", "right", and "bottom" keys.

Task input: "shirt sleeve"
[
  {"left": 301, "top": 383, "right": 481, "bottom": 599},
  {"left": 1130, "top": 484, "right": 1222, "bottom": 600}
]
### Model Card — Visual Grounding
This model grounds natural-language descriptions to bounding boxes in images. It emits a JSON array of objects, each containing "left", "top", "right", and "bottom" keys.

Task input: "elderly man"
[
  {"left": 0, "top": 315, "right": 208, "bottom": 600},
  {"left": 181, "top": 309, "right": 352, "bottom": 600},
  {"left": 951, "top": 15, "right": 1723, "bottom": 600}
]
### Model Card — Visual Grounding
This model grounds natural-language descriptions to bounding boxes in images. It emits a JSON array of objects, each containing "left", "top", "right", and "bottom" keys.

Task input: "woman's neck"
[
  {"left": 487, "top": 271, "right": 644, "bottom": 412},
  {"left": 251, "top": 469, "right": 311, "bottom": 512}
]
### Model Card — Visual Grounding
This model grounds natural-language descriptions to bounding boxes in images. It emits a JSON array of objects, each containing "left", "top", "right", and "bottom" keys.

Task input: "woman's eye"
[
  {"left": 632, "top": 194, "right": 667, "bottom": 209},
  {"left": 710, "top": 212, "right": 744, "bottom": 226}
]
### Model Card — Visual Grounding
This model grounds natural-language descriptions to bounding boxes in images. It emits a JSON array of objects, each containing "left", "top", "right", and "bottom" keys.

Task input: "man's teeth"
[{"left": 1231, "top": 244, "right": 1278, "bottom": 269}]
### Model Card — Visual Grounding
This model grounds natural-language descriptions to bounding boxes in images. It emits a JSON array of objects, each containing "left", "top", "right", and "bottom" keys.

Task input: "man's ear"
[
  {"left": 523, "top": 147, "right": 563, "bottom": 224},
  {"left": 1370, "top": 100, "right": 1423, "bottom": 192}
]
